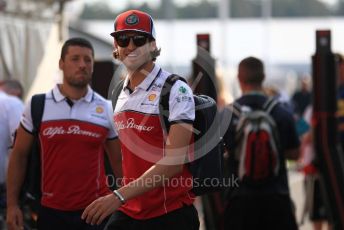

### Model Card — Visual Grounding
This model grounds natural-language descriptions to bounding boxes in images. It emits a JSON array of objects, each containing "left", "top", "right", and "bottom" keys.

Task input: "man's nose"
[
  {"left": 127, "top": 38, "right": 136, "bottom": 49},
  {"left": 79, "top": 59, "right": 87, "bottom": 68}
]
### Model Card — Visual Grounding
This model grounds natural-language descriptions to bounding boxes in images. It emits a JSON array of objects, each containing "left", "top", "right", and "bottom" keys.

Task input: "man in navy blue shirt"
[
  {"left": 292, "top": 77, "right": 312, "bottom": 118},
  {"left": 223, "top": 57, "right": 300, "bottom": 230}
]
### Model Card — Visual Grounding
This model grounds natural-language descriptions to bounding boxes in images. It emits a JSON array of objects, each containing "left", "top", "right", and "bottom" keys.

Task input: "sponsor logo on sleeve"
[
  {"left": 176, "top": 96, "right": 192, "bottom": 103},
  {"left": 178, "top": 86, "right": 187, "bottom": 94}
]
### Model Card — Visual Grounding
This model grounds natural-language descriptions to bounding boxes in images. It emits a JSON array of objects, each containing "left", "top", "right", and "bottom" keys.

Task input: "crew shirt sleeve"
[
  {"left": 105, "top": 100, "right": 118, "bottom": 139},
  {"left": 168, "top": 80, "right": 195, "bottom": 124},
  {"left": 20, "top": 98, "right": 34, "bottom": 134},
  {"left": 8, "top": 98, "right": 24, "bottom": 142}
]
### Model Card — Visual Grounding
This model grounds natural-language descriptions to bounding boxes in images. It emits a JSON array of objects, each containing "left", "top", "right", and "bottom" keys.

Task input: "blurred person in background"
[
  {"left": 223, "top": 57, "right": 300, "bottom": 230},
  {"left": 0, "top": 79, "right": 24, "bottom": 100},
  {"left": 264, "top": 84, "right": 293, "bottom": 114},
  {"left": 298, "top": 106, "right": 330, "bottom": 230},
  {"left": 292, "top": 76, "right": 312, "bottom": 119},
  {"left": 0, "top": 79, "right": 24, "bottom": 227}
]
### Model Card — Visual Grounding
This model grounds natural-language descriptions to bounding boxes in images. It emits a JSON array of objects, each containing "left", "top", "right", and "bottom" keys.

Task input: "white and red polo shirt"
[
  {"left": 21, "top": 85, "right": 117, "bottom": 211},
  {"left": 114, "top": 65, "right": 196, "bottom": 219}
]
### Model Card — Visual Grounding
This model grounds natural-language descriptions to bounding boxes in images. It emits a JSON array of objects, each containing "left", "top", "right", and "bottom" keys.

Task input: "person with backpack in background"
[
  {"left": 81, "top": 10, "right": 199, "bottom": 230},
  {"left": 6, "top": 37, "right": 122, "bottom": 230},
  {"left": 223, "top": 56, "right": 300, "bottom": 230}
]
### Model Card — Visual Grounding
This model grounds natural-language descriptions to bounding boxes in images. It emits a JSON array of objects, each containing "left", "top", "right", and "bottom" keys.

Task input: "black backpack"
[
  {"left": 21, "top": 94, "right": 45, "bottom": 210},
  {"left": 230, "top": 98, "right": 281, "bottom": 186},
  {"left": 110, "top": 74, "right": 224, "bottom": 196}
]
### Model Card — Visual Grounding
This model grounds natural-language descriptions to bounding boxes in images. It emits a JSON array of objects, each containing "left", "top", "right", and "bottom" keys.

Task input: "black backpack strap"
[
  {"left": 262, "top": 97, "right": 281, "bottom": 150},
  {"left": 22, "top": 94, "right": 45, "bottom": 207},
  {"left": 262, "top": 97, "right": 279, "bottom": 114},
  {"left": 159, "top": 74, "right": 187, "bottom": 134},
  {"left": 31, "top": 94, "right": 46, "bottom": 135},
  {"left": 228, "top": 101, "right": 242, "bottom": 117},
  {"left": 109, "top": 79, "right": 125, "bottom": 111}
]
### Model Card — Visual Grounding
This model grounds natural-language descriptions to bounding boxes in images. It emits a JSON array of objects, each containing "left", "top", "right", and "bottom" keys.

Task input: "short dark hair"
[
  {"left": 148, "top": 37, "right": 161, "bottom": 61},
  {"left": 151, "top": 47, "right": 161, "bottom": 62},
  {"left": 60, "top": 38, "right": 94, "bottom": 60},
  {"left": 0, "top": 79, "right": 24, "bottom": 99},
  {"left": 238, "top": 56, "right": 265, "bottom": 86}
]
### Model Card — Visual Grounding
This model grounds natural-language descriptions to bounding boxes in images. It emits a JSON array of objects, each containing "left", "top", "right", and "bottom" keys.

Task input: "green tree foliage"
[
  {"left": 230, "top": 0, "right": 261, "bottom": 18},
  {"left": 272, "top": 0, "right": 331, "bottom": 17},
  {"left": 176, "top": 0, "right": 217, "bottom": 18},
  {"left": 336, "top": 0, "right": 344, "bottom": 15},
  {"left": 80, "top": 2, "right": 115, "bottom": 19},
  {"left": 78, "top": 0, "right": 333, "bottom": 20},
  {"left": 125, "top": 2, "right": 160, "bottom": 18}
]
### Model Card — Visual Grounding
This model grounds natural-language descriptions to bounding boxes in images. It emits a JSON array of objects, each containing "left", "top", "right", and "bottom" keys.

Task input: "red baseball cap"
[{"left": 110, "top": 10, "right": 156, "bottom": 40}]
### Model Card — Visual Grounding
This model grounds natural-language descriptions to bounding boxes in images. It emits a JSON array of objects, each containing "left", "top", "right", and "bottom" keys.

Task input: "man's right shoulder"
[
  {"left": 92, "top": 92, "right": 110, "bottom": 102},
  {"left": 274, "top": 102, "right": 294, "bottom": 119},
  {"left": 8, "top": 94, "right": 24, "bottom": 106}
]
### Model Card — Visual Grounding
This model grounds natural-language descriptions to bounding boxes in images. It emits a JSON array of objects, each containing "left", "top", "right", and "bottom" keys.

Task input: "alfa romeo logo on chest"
[{"left": 125, "top": 14, "right": 139, "bottom": 25}]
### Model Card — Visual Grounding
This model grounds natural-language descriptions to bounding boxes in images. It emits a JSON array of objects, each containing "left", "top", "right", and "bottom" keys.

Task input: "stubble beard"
[{"left": 66, "top": 74, "right": 91, "bottom": 89}]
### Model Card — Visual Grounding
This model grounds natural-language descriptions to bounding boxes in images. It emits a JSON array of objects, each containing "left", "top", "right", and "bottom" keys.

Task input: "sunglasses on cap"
[{"left": 115, "top": 34, "right": 150, "bottom": 48}]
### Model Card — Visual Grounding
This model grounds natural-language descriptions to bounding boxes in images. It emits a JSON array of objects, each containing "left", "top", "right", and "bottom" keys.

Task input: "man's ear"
[
  {"left": 59, "top": 59, "right": 63, "bottom": 70},
  {"left": 113, "top": 49, "right": 119, "bottom": 59},
  {"left": 150, "top": 40, "right": 157, "bottom": 51},
  {"left": 113, "top": 43, "right": 120, "bottom": 59}
]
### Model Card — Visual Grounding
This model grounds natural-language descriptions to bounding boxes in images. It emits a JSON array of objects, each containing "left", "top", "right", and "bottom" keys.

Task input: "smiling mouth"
[
  {"left": 127, "top": 51, "right": 139, "bottom": 57},
  {"left": 124, "top": 56, "right": 139, "bottom": 64}
]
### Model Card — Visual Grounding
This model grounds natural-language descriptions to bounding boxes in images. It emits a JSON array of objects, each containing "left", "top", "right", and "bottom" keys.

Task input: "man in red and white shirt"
[
  {"left": 82, "top": 10, "right": 200, "bottom": 230},
  {"left": 6, "top": 38, "right": 122, "bottom": 230}
]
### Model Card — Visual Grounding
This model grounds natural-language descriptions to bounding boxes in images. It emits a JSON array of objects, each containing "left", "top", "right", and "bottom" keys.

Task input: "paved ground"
[
  {"left": 196, "top": 170, "right": 315, "bottom": 230},
  {"left": 289, "top": 171, "right": 312, "bottom": 230}
]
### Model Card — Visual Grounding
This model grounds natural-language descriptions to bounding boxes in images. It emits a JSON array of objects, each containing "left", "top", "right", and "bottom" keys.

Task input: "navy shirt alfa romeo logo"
[{"left": 125, "top": 14, "right": 139, "bottom": 25}]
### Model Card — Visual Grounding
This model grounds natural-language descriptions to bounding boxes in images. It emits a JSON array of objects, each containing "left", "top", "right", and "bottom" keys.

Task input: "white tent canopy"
[{"left": 0, "top": 14, "right": 63, "bottom": 100}]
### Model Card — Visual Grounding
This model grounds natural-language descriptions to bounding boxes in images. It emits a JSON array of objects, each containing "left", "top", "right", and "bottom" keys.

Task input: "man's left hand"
[{"left": 81, "top": 193, "right": 121, "bottom": 225}]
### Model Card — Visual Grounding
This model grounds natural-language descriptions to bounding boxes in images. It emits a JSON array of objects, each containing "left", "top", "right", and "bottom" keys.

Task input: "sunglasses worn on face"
[{"left": 115, "top": 34, "right": 149, "bottom": 48}]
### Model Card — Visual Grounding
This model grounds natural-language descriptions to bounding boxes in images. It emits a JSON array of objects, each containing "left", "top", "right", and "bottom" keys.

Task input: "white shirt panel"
[
  {"left": 21, "top": 85, "right": 117, "bottom": 139},
  {"left": 21, "top": 97, "right": 34, "bottom": 133},
  {"left": 115, "top": 65, "right": 195, "bottom": 124}
]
